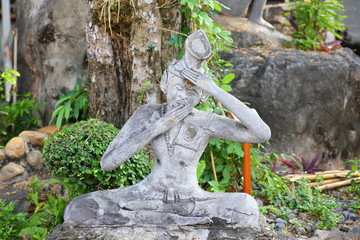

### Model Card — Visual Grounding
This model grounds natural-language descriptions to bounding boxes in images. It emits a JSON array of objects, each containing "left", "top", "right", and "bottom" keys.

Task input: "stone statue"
[
  {"left": 219, "top": 0, "right": 275, "bottom": 30},
  {"left": 64, "top": 30, "right": 271, "bottom": 234}
]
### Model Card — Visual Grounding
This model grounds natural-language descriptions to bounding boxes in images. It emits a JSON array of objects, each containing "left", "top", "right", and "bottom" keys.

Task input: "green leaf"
[
  {"left": 55, "top": 96, "right": 71, "bottom": 107},
  {"left": 64, "top": 101, "right": 71, "bottom": 121},
  {"left": 56, "top": 107, "right": 65, "bottom": 128},
  {"left": 222, "top": 73, "right": 235, "bottom": 84},
  {"left": 197, "top": 160, "right": 206, "bottom": 179},
  {"left": 74, "top": 99, "right": 80, "bottom": 120},
  {"left": 221, "top": 84, "right": 232, "bottom": 92}
]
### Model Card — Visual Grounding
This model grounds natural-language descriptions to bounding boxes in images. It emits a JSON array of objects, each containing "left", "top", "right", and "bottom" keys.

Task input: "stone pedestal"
[{"left": 46, "top": 221, "right": 272, "bottom": 240}]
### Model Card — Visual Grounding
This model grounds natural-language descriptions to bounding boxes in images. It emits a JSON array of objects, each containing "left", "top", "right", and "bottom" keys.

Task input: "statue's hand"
[
  {"left": 156, "top": 103, "right": 192, "bottom": 132},
  {"left": 180, "top": 68, "right": 216, "bottom": 92}
]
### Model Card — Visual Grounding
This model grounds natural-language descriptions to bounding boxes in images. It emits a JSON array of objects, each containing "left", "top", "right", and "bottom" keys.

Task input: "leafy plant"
[
  {"left": 0, "top": 69, "right": 18, "bottom": 94},
  {"left": 16, "top": 177, "right": 67, "bottom": 240},
  {"left": 346, "top": 159, "right": 360, "bottom": 198},
  {"left": 0, "top": 69, "right": 44, "bottom": 145},
  {"left": 254, "top": 156, "right": 341, "bottom": 230},
  {"left": 0, "top": 198, "right": 27, "bottom": 240},
  {"left": 284, "top": 0, "right": 346, "bottom": 50},
  {"left": 274, "top": 153, "right": 322, "bottom": 174},
  {"left": 50, "top": 79, "right": 89, "bottom": 129},
  {"left": 43, "top": 119, "right": 153, "bottom": 194},
  {"left": 198, "top": 138, "right": 244, "bottom": 192}
]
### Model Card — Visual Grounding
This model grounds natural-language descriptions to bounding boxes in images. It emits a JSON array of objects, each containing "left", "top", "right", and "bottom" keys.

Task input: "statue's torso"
[{"left": 146, "top": 107, "right": 213, "bottom": 196}]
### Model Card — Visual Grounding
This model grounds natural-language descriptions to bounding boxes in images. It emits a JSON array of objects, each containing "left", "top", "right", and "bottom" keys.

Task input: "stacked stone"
[{"left": 0, "top": 125, "right": 59, "bottom": 184}]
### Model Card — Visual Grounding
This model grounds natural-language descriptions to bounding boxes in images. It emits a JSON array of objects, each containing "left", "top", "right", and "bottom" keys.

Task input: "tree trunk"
[
  {"left": 16, "top": 0, "right": 88, "bottom": 124},
  {"left": 86, "top": 0, "right": 182, "bottom": 128}
]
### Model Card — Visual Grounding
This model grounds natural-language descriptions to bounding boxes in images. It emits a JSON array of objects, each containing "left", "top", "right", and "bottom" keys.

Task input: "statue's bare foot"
[{"left": 249, "top": 17, "right": 275, "bottom": 30}]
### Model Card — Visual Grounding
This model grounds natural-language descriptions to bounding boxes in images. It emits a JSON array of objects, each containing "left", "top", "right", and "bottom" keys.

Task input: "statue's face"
[{"left": 166, "top": 79, "right": 203, "bottom": 108}]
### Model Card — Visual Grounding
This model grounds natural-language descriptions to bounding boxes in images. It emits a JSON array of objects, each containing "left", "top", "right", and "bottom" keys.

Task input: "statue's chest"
[{"left": 166, "top": 121, "right": 204, "bottom": 152}]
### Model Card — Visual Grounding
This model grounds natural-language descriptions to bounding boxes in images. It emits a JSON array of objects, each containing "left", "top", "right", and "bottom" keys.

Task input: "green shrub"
[
  {"left": 43, "top": 119, "right": 153, "bottom": 194},
  {"left": 285, "top": 0, "right": 346, "bottom": 50},
  {"left": 0, "top": 198, "right": 27, "bottom": 240}
]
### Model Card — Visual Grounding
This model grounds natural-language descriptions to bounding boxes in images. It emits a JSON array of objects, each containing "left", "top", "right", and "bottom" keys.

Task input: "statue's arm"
[
  {"left": 181, "top": 69, "right": 271, "bottom": 143},
  {"left": 101, "top": 104, "right": 191, "bottom": 171}
]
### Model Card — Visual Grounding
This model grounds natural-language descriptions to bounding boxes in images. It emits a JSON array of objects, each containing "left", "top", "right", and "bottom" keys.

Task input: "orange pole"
[
  {"left": 242, "top": 143, "right": 252, "bottom": 195},
  {"left": 228, "top": 112, "right": 252, "bottom": 195}
]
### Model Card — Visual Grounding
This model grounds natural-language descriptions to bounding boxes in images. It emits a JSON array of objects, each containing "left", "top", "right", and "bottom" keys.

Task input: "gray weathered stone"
[
  {"left": 26, "top": 150, "right": 43, "bottom": 167},
  {"left": 220, "top": 47, "right": 360, "bottom": 163},
  {"left": 213, "top": 16, "right": 290, "bottom": 48},
  {"left": 61, "top": 30, "right": 271, "bottom": 238},
  {"left": 0, "top": 162, "right": 25, "bottom": 182}
]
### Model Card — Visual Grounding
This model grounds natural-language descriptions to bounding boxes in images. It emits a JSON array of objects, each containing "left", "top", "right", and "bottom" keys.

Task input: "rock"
[
  {"left": 5, "top": 137, "right": 26, "bottom": 159},
  {"left": 266, "top": 218, "right": 275, "bottom": 223},
  {"left": 275, "top": 222, "right": 285, "bottom": 229},
  {"left": 276, "top": 218, "right": 287, "bottom": 224},
  {"left": 343, "top": 210, "right": 350, "bottom": 219},
  {"left": 19, "top": 131, "right": 46, "bottom": 147},
  {"left": 26, "top": 150, "right": 43, "bottom": 167},
  {"left": 213, "top": 16, "right": 291, "bottom": 48},
  {"left": 311, "top": 229, "right": 331, "bottom": 240},
  {"left": 14, "top": 199, "right": 31, "bottom": 214},
  {"left": 46, "top": 222, "right": 260, "bottom": 240},
  {"left": 16, "top": 0, "right": 88, "bottom": 124},
  {"left": 0, "top": 162, "right": 25, "bottom": 182},
  {"left": 276, "top": 232, "right": 297, "bottom": 240},
  {"left": 288, "top": 213, "right": 296, "bottom": 219},
  {"left": 256, "top": 198, "right": 263, "bottom": 207},
  {"left": 37, "top": 125, "right": 59, "bottom": 136},
  {"left": 311, "top": 227, "right": 360, "bottom": 240},
  {"left": 348, "top": 213, "right": 357, "bottom": 221},
  {"left": 304, "top": 225, "right": 312, "bottom": 232},
  {"left": 0, "top": 149, "right": 5, "bottom": 162},
  {"left": 221, "top": 47, "right": 360, "bottom": 162},
  {"left": 296, "top": 227, "right": 305, "bottom": 234},
  {"left": 340, "top": 225, "right": 351, "bottom": 232}
]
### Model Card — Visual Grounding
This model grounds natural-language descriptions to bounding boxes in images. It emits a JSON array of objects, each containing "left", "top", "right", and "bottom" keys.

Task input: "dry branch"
[
  {"left": 316, "top": 177, "right": 360, "bottom": 191},
  {"left": 309, "top": 178, "right": 342, "bottom": 187}
]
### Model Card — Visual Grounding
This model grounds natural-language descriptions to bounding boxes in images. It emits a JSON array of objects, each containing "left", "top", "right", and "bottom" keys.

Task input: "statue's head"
[
  {"left": 185, "top": 29, "right": 211, "bottom": 62},
  {"left": 161, "top": 76, "right": 209, "bottom": 108},
  {"left": 161, "top": 30, "right": 211, "bottom": 108}
]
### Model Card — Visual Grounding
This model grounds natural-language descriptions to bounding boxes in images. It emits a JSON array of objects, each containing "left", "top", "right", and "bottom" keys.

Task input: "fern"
[
  {"left": 18, "top": 226, "right": 48, "bottom": 240},
  {"left": 17, "top": 177, "right": 68, "bottom": 239}
]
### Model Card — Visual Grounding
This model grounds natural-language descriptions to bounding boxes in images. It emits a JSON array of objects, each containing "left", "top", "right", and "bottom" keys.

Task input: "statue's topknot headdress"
[{"left": 185, "top": 30, "right": 211, "bottom": 60}]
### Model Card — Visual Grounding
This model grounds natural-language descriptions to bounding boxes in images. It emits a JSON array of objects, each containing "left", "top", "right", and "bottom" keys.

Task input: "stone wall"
[{"left": 0, "top": 126, "right": 58, "bottom": 184}]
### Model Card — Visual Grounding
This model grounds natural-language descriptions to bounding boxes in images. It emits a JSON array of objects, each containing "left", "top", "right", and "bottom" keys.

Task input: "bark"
[{"left": 86, "top": 0, "right": 182, "bottom": 128}]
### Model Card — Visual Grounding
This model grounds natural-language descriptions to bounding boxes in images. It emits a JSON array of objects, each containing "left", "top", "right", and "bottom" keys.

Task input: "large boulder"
[
  {"left": 220, "top": 48, "right": 360, "bottom": 165},
  {"left": 16, "top": 0, "right": 89, "bottom": 123}
]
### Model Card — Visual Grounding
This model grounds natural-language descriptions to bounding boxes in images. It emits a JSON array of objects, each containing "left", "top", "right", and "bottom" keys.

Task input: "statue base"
[{"left": 46, "top": 219, "right": 274, "bottom": 240}]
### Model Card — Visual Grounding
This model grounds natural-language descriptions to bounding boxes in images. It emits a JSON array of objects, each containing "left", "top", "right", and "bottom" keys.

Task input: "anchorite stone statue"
[
  {"left": 63, "top": 30, "right": 271, "bottom": 238},
  {"left": 219, "top": 0, "right": 275, "bottom": 30}
]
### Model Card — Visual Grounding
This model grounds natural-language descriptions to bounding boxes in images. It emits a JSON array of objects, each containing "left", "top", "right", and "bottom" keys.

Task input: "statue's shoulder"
[
  {"left": 132, "top": 104, "right": 162, "bottom": 121},
  {"left": 184, "top": 109, "right": 215, "bottom": 128}
]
